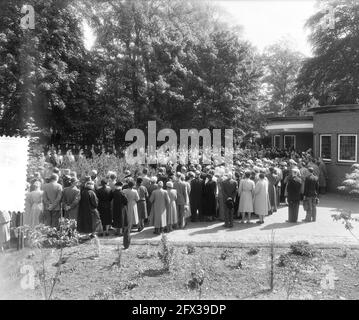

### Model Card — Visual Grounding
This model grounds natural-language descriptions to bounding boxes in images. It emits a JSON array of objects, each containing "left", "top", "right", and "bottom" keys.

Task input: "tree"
[
  {"left": 295, "top": 0, "right": 359, "bottom": 106},
  {"left": 259, "top": 40, "right": 304, "bottom": 116},
  {"left": 0, "top": 0, "right": 100, "bottom": 145}
]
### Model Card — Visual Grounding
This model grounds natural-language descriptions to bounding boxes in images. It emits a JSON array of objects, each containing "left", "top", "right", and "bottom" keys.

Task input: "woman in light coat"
[
  {"left": 238, "top": 171, "right": 255, "bottom": 223},
  {"left": 24, "top": 181, "right": 43, "bottom": 227},
  {"left": 122, "top": 179, "right": 140, "bottom": 228},
  {"left": 166, "top": 181, "right": 178, "bottom": 232},
  {"left": 0, "top": 210, "right": 11, "bottom": 252},
  {"left": 254, "top": 173, "right": 270, "bottom": 224}
]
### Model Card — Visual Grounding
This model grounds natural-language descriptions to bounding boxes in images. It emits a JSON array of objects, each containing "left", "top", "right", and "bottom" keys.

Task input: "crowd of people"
[{"left": 0, "top": 147, "right": 329, "bottom": 252}]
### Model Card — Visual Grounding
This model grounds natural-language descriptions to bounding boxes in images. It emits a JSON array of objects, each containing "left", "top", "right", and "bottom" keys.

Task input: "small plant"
[
  {"left": 290, "top": 241, "right": 316, "bottom": 257},
  {"left": 89, "top": 288, "right": 115, "bottom": 300},
  {"left": 332, "top": 210, "right": 359, "bottom": 242},
  {"left": 186, "top": 244, "right": 195, "bottom": 255},
  {"left": 110, "top": 242, "right": 122, "bottom": 269},
  {"left": 269, "top": 230, "right": 275, "bottom": 291},
  {"left": 247, "top": 247, "right": 260, "bottom": 256},
  {"left": 187, "top": 264, "right": 205, "bottom": 299},
  {"left": 220, "top": 249, "right": 232, "bottom": 260},
  {"left": 157, "top": 234, "right": 174, "bottom": 272}
]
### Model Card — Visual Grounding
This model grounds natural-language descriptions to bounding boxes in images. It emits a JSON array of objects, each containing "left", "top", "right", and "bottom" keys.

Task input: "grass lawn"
[{"left": 1, "top": 240, "right": 359, "bottom": 300}]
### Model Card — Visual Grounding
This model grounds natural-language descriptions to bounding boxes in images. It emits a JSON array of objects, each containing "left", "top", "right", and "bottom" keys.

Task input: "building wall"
[
  {"left": 272, "top": 132, "right": 313, "bottom": 152},
  {"left": 313, "top": 112, "right": 359, "bottom": 192}
]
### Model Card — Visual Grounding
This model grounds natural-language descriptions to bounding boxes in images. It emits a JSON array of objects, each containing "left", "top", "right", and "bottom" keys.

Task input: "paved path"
[{"left": 104, "top": 194, "right": 359, "bottom": 247}]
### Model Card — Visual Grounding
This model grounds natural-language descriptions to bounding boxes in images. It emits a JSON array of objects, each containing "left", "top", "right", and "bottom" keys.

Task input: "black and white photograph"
[{"left": 1, "top": 0, "right": 359, "bottom": 304}]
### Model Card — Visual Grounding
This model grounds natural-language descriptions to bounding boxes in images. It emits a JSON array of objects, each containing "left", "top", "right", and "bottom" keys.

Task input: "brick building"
[{"left": 265, "top": 105, "right": 359, "bottom": 192}]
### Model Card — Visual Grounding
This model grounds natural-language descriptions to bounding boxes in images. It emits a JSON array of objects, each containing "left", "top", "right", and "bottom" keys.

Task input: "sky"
[
  {"left": 83, "top": 0, "right": 319, "bottom": 56},
  {"left": 216, "top": 0, "right": 318, "bottom": 56}
]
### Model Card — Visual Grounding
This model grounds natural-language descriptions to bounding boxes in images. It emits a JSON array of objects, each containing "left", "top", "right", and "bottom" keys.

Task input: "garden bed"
[{"left": 1, "top": 241, "right": 359, "bottom": 300}]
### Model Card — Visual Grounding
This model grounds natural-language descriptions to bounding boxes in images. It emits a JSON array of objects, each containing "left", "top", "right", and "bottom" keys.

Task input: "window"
[
  {"left": 320, "top": 135, "right": 331, "bottom": 161},
  {"left": 273, "top": 135, "right": 280, "bottom": 148},
  {"left": 284, "top": 135, "right": 296, "bottom": 150},
  {"left": 338, "top": 134, "right": 357, "bottom": 162}
]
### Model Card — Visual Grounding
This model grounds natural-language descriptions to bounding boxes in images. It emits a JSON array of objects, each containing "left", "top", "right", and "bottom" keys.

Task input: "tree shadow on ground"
[{"left": 260, "top": 222, "right": 304, "bottom": 231}]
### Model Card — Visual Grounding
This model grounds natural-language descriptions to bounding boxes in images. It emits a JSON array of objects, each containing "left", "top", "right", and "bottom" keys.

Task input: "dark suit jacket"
[
  {"left": 286, "top": 176, "right": 302, "bottom": 202},
  {"left": 222, "top": 178, "right": 238, "bottom": 200},
  {"left": 304, "top": 174, "right": 319, "bottom": 197}
]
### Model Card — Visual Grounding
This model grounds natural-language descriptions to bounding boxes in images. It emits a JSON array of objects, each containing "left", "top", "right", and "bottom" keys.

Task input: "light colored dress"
[
  {"left": 149, "top": 188, "right": 170, "bottom": 228},
  {"left": 167, "top": 189, "right": 178, "bottom": 226},
  {"left": 0, "top": 210, "right": 11, "bottom": 246},
  {"left": 238, "top": 178, "right": 255, "bottom": 213},
  {"left": 123, "top": 188, "right": 139, "bottom": 225},
  {"left": 24, "top": 190, "right": 43, "bottom": 227},
  {"left": 254, "top": 179, "right": 270, "bottom": 216}
]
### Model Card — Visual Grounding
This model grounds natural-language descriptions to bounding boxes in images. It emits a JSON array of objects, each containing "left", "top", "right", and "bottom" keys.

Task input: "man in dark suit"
[
  {"left": 189, "top": 170, "right": 204, "bottom": 222},
  {"left": 221, "top": 173, "right": 238, "bottom": 228},
  {"left": 303, "top": 167, "right": 319, "bottom": 222},
  {"left": 285, "top": 168, "right": 302, "bottom": 223}
]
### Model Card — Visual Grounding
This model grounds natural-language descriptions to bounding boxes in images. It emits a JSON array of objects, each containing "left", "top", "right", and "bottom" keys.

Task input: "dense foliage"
[
  {"left": 0, "top": 0, "right": 263, "bottom": 148},
  {"left": 295, "top": 0, "right": 359, "bottom": 106}
]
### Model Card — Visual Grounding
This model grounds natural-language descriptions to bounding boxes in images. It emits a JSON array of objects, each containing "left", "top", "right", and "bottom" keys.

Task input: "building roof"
[
  {"left": 307, "top": 104, "right": 359, "bottom": 114},
  {"left": 266, "top": 116, "right": 313, "bottom": 122},
  {"left": 265, "top": 116, "right": 313, "bottom": 133}
]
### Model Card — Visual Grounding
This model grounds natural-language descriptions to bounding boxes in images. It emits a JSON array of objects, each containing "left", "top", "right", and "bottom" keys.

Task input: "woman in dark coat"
[
  {"left": 112, "top": 181, "right": 128, "bottom": 236},
  {"left": 77, "top": 181, "right": 102, "bottom": 237},
  {"left": 96, "top": 179, "right": 113, "bottom": 236},
  {"left": 266, "top": 167, "right": 278, "bottom": 214},
  {"left": 202, "top": 173, "right": 217, "bottom": 221}
]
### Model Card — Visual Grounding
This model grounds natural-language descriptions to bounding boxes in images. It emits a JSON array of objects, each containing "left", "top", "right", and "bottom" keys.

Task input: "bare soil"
[{"left": 1, "top": 241, "right": 359, "bottom": 300}]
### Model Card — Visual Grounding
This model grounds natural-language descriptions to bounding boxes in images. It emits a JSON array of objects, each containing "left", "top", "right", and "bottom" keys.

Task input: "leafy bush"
[
  {"left": 247, "top": 247, "right": 260, "bottom": 256},
  {"left": 17, "top": 218, "right": 79, "bottom": 249},
  {"left": 289, "top": 241, "right": 316, "bottom": 257},
  {"left": 338, "top": 163, "right": 359, "bottom": 196},
  {"left": 157, "top": 234, "right": 174, "bottom": 272}
]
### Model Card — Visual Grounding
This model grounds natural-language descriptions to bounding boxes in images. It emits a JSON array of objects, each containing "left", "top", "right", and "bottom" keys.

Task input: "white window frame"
[
  {"left": 320, "top": 134, "right": 332, "bottom": 161},
  {"left": 273, "top": 135, "right": 281, "bottom": 148},
  {"left": 338, "top": 134, "right": 357, "bottom": 163},
  {"left": 284, "top": 135, "right": 296, "bottom": 150}
]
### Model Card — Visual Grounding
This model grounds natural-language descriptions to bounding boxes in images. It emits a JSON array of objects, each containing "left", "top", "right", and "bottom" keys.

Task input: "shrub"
[
  {"left": 289, "top": 241, "right": 316, "bottom": 257},
  {"left": 186, "top": 244, "right": 195, "bottom": 255},
  {"left": 157, "top": 234, "right": 174, "bottom": 272},
  {"left": 17, "top": 218, "right": 79, "bottom": 249},
  {"left": 247, "top": 247, "right": 260, "bottom": 256},
  {"left": 338, "top": 163, "right": 359, "bottom": 196}
]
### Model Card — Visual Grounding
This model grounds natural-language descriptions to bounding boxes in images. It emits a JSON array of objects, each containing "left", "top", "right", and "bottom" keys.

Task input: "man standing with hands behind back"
[
  {"left": 285, "top": 168, "right": 302, "bottom": 223},
  {"left": 43, "top": 173, "right": 63, "bottom": 227},
  {"left": 303, "top": 167, "right": 319, "bottom": 222}
]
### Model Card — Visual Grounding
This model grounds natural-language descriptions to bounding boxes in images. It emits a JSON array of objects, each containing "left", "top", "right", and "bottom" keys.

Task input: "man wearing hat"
[
  {"left": 42, "top": 173, "right": 63, "bottom": 228},
  {"left": 62, "top": 177, "right": 81, "bottom": 220}
]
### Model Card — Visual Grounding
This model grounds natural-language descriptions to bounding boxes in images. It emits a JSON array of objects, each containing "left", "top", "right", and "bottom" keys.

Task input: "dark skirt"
[{"left": 98, "top": 204, "right": 112, "bottom": 226}]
